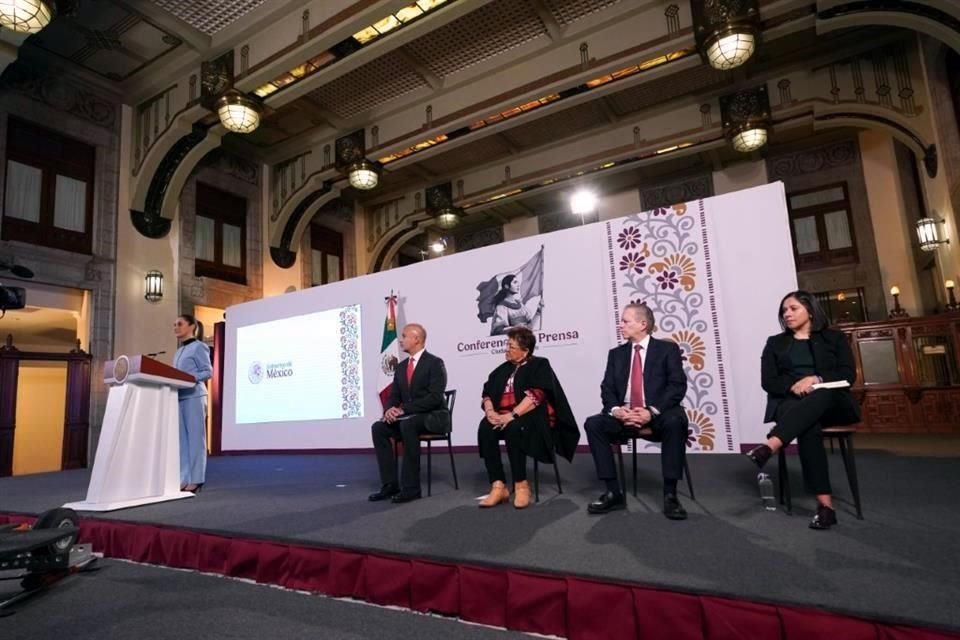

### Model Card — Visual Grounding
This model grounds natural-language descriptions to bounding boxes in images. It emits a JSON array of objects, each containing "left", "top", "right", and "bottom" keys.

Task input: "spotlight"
[
  {"left": 570, "top": 189, "right": 598, "bottom": 216},
  {"left": 430, "top": 238, "right": 447, "bottom": 254}
]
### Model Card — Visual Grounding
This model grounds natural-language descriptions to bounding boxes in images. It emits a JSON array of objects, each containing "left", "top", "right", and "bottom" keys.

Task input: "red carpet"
[{"left": 3, "top": 512, "right": 956, "bottom": 640}]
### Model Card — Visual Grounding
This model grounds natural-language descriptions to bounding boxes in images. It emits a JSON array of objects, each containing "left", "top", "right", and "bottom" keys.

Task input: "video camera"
[
  {"left": 1, "top": 284, "right": 26, "bottom": 317},
  {"left": 0, "top": 261, "right": 33, "bottom": 318}
]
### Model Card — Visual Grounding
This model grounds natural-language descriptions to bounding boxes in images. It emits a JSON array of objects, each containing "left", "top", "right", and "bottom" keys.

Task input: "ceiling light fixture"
[
  {"left": 720, "top": 85, "right": 771, "bottom": 153},
  {"left": 730, "top": 126, "right": 768, "bottom": 152},
  {"left": 217, "top": 92, "right": 262, "bottom": 134},
  {"left": 348, "top": 159, "right": 379, "bottom": 190},
  {"left": 0, "top": 0, "right": 55, "bottom": 34},
  {"left": 692, "top": 0, "right": 760, "bottom": 71}
]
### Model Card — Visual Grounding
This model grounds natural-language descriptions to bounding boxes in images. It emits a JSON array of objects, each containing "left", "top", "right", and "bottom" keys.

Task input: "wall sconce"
[
  {"left": 692, "top": 0, "right": 761, "bottom": 71},
  {"left": 946, "top": 280, "right": 959, "bottom": 312},
  {"left": 888, "top": 285, "right": 908, "bottom": 318},
  {"left": 429, "top": 237, "right": 448, "bottom": 255},
  {"left": 145, "top": 270, "right": 164, "bottom": 302},
  {"left": 720, "top": 85, "right": 771, "bottom": 153},
  {"left": 916, "top": 216, "right": 949, "bottom": 251}
]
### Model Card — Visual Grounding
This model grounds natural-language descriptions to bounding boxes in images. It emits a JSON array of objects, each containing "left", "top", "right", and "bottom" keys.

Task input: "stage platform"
[{"left": 2, "top": 449, "right": 959, "bottom": 638}]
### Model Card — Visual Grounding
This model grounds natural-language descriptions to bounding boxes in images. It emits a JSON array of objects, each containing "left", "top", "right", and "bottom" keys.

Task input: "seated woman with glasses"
[{"left": 476, "top": 326, "right": 579, "bottom": 509}]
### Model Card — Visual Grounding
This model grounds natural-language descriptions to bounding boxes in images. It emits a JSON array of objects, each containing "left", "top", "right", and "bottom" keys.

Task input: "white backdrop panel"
[{"left": 222, "top": 182, "right": 795, "bottom": 451}]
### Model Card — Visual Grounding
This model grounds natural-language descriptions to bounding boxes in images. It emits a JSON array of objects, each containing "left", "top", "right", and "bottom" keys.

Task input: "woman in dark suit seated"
[
  {"left": 477, "top": 327, "right": 580, "bottom": 509},
  {"left": 746, "top": 290, "right": 860, "bottom": 530}
]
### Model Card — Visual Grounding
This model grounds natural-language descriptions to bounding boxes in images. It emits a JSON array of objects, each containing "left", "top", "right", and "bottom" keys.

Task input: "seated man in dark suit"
[
  {"left": 369, "top": 323, "right": 449, "bottom": 504},
  {"left": 584, "top": 303, "right": 690, "bottom": 520}
]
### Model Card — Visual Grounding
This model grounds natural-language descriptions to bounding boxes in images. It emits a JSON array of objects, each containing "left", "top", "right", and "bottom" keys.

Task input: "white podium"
[{"left": 64, "top": 355, "right": 197, "bottom": 511}]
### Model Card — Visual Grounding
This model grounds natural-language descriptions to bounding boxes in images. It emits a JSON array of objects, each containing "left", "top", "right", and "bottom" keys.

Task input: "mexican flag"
[{"left": 378, "top": 293, "right": 400, "bottom": 410}]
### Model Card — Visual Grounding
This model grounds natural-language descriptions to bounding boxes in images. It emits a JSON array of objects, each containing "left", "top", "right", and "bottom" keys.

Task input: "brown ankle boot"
[
  {"left": 479, "top": 481, "right": 510, "bottom": 508},
  {"left": 513, "top": 480, "right": 531, "bottom": 509}
]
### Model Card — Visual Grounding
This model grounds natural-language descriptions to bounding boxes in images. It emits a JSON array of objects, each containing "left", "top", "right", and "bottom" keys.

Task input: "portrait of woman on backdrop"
[{"left": 489, "top": 273, "right": 543, "bottom": 336}]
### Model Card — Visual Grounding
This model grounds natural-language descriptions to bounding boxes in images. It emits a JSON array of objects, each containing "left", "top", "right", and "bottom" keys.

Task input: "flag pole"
[{"left": 538, "top": 245, "right": 545, "bottom": 330}]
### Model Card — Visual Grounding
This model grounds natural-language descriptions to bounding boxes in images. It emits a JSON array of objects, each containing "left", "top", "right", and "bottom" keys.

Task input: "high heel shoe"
[{"left": 190, "top": 483, "right": 204, "bottom": 494}]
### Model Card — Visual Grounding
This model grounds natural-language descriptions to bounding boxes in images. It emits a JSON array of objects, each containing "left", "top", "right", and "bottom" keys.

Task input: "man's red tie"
[
  {"left": 630, "top": 344, "right": 644, "bottom": 408},
  {"left": 406, "top": 357, "right": 415, "bottom": 385}
]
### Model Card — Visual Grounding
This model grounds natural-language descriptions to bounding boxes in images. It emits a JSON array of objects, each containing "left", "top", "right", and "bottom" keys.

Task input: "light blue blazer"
[{"left": 173, "top": 339, "right": 212, "bottom": 399}]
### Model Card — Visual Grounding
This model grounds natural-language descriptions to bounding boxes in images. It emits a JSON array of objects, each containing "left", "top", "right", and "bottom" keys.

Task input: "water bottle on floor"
[{"left": 758, "top": 473, "right": 776, "bottom": 511}]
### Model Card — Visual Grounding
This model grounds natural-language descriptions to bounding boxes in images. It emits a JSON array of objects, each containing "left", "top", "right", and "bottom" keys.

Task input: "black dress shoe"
[
  {"left": 391, "top": 490, "right": 422, "bottom": 504},
  {"left": 745, "top": 444, "right": 773, "bottom": 468},
  {"left": 587, "top": 491, "right": 626, "bottom": 514},
  {"left": 663, "top": 494, "right": 688, "bottom": 520},
  {"left": 368, "top": 484, "right": 400, "bottom": 502},
  {"left": 809, "top": 503, "right": 837, "bottom": 530}
]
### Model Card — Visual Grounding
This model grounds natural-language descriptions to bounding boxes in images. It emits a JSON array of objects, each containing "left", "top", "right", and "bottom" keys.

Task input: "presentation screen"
[{"left": 234, "top": 304, "right": 363, "bottom": 424}]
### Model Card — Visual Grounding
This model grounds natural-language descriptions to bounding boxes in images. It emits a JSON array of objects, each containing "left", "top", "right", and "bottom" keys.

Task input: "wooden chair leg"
[
  {"left": 446, "top": 436, "right": 459, "bottom": 490},
  {"left": 616, "top": 444, "right": 626, "bottom": 498},
  {"left": 778, "top": 448, "right": 792, "bottom": 515},
  {"left": 683, "top": 457, "right": 695, "bottom": 501},
  {"left": 838, "top": 435, "right": 863, "bottom": 520},
  {"left": 426, "top": 440, "right": 432, "bottom": 497}
]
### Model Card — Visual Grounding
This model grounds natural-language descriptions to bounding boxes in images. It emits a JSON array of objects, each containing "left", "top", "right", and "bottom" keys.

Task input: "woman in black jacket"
[
  {"left": 477, "top": 327, "right": 579, "bottom": 509},
  {"left": 746, "top": 290, "right": 860, "bottom": 530}
]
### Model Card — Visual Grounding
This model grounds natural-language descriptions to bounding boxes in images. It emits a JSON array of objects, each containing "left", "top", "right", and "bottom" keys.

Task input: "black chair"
[
  {"left": 393, "top": 390, "right": 459, "bottom": 497},
  {"left": 777, "top": 424, "right": 863, "bottom": 519},
  {"left": 615, "top": 428, "right": 695, "bottom": 500},
  {"left": 532, "top": 455, "right": 563, "bottom": 503}
]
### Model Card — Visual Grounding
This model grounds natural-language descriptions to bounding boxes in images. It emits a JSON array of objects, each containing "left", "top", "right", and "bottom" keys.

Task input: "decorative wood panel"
[
  {"left": 0, "top": 342, "right": 92, "bottom": 476},
  {"left": 0, "top": 354, "right": 19, "bottom": 477},
  {"left": 63, "top": 357, "right": 92, "bottom": 469},
  {"left": 840, "top": 313, "right": 960, "bottom": 434}
]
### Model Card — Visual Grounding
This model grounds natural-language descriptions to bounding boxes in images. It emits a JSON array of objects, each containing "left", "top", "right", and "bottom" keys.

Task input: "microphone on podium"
[{"left": 146, "top": 350, "right": 167, "bottom": 358}]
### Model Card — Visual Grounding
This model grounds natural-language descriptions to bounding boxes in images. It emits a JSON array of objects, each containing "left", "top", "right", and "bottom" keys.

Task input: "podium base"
[{"left": 63, "top": 491, "right": 195, "bottom": 512}]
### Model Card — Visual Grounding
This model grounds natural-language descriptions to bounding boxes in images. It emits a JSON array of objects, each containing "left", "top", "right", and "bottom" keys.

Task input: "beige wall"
[
  {"left": 113, "top": 105, "right": 179, "bottom": 364},
  {"left": 598, "top": 189, "right": 642, "bottom": 221},
  {"left": 860, "top": 130, "right": 923, "bottom": 316},
  {"left": 713, "top": 160, "right": 769, "bottom": 196},
  {"left": 503, "top": 216, "right": 539, "bottom": 241},
  {"left": 13, "top": 363, "right": 67, "bottom": 476},
  {"left": 918, "top": 38, "right": 960, "bottom": 295}
]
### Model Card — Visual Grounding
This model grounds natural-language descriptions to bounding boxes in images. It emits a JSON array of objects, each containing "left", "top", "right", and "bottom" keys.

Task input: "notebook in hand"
[{"left": 811, "top": 380, "right": 850, "bottom": 390}]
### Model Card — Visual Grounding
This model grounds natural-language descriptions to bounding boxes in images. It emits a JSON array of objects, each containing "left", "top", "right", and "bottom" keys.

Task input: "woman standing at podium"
[{"left": 174, "top": 314, "right": 212, "bottom": 493}]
